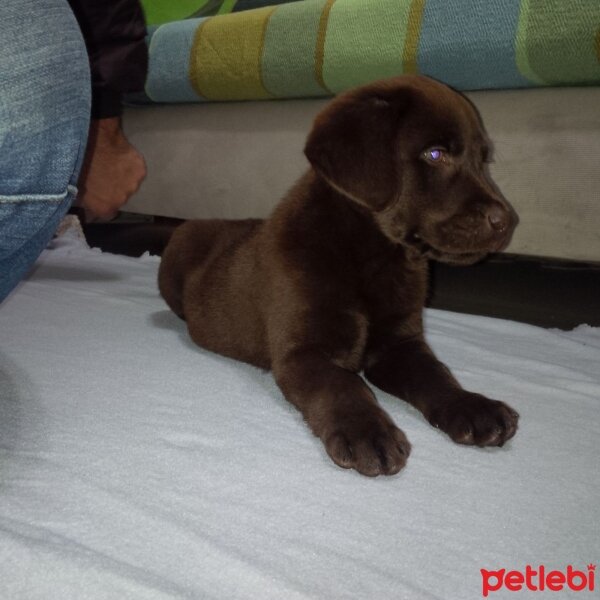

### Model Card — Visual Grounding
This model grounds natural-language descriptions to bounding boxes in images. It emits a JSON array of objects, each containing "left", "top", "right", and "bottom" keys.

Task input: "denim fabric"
[{"left": 0, "top": 0, "right": 91, "bottom": 302}]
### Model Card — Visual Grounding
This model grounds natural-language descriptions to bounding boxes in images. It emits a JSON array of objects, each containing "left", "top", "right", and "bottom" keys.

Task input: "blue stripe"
[
  {"left": 417, "top": 0, "right": 531, "bottom": 90},
  {"left": 145, "top": 19, "right": 207, "bottom": 103}
]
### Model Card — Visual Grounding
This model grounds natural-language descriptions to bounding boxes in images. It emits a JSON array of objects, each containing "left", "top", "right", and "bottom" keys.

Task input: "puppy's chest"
[{"left": 358, "top": 252, "right": 428, "bottom": 317}]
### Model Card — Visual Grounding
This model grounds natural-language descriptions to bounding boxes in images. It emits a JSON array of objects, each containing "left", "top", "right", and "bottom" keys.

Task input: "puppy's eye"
[{"left": 422, "top": 147, "right": 446, "bottom": 164}]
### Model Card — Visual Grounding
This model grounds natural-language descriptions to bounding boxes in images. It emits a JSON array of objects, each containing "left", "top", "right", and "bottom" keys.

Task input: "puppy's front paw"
[
  {"left": 324, "top": 407, "right": 411, "bottom": 476},
  {"left": 429, "top": 392, "right": 519, "bottom": 447}
]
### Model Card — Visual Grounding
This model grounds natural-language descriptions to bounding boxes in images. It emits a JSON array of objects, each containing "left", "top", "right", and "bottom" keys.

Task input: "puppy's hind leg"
[{"left": 158, "top": 220, "right": 237, "bottom": 319}]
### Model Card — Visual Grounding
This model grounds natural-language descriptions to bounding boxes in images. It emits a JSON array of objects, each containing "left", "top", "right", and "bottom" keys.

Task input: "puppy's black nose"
[{"left": 487, "top": 204, "right": 510, "bottom": 232}]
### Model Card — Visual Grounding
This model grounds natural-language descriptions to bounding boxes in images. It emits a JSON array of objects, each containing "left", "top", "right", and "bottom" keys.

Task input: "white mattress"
[{"left": 1, "top": 229, "right": 599, "bottom": 600}]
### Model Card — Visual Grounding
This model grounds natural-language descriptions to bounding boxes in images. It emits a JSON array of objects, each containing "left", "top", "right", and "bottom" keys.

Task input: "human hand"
[{"left": 76, "top": 117, "right": 146, "bottom": 220}]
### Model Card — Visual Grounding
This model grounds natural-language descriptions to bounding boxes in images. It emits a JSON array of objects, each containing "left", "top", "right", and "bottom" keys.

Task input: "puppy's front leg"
[
  {"left": 271, "top": 327, "right": 410, "bottom": 476},
  {"left": 365, "top": 334, "right": 519, "bottom": 446}
]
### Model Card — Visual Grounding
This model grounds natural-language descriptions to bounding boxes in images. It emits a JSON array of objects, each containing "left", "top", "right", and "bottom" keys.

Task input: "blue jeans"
[{"left": 0, "top": 0, "right": 91, "bottom": 302}]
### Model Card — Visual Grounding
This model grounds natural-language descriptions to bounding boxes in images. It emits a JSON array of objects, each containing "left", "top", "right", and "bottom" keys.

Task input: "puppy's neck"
[{"left": 302, "top": 170, "right": 426, "bottom": 269}]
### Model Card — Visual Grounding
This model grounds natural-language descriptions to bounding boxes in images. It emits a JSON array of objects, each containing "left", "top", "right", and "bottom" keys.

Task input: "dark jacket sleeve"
[{"left": 67, "top": 0, "right": 148, "bottom": 119}]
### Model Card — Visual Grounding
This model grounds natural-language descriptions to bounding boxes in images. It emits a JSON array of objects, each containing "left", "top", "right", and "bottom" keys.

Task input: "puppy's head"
[{"left": 304, "top": 75, "right": 518, "bottom": 264}]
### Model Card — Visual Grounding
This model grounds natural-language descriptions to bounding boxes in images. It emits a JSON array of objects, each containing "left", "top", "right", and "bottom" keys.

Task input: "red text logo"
[{"left": 481, "top": 564, "right": 595, "bottom": 597}]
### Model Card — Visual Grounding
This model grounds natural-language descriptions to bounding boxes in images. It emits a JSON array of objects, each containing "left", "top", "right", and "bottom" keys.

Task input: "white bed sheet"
[{"left": 1, "top": 232, "right": 598, "bottom": 600}]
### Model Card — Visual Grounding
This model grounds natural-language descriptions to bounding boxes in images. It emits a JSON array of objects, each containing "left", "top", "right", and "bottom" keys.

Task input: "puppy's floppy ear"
[{"left": 304, "top": 91, "right": 409, "bottom": 210}]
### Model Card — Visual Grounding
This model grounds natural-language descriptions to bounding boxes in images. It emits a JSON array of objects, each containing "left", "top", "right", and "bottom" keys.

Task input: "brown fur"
[{"left": 159, "top": 75, "right": 519, "bottom": 477}]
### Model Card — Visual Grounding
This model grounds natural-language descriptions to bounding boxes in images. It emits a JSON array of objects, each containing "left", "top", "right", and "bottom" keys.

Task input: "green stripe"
[
  {"left": 141, "top": 0, "right": 211, "bottom": 26},
  {"left": 217, "top": 0, "right": 237, "bottom": 15},
  {"left": 322, "top": 0, "right": 414, "bottom": 94},
  {"left": 517, "top": 0, "right": 600, "bottom": 85},
  {"left": 262, "top": 0, "right": 330, "bottom": 98}
]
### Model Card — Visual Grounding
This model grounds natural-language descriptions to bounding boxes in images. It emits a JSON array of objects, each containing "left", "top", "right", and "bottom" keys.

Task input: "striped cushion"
[{"left": 138, "top": 0, "right": 600, "bottom": 103}]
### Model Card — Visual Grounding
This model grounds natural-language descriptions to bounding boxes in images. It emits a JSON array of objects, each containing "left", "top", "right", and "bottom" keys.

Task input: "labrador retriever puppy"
[{"left": 159, "top": 75, "right": 519, "bottom": 477}]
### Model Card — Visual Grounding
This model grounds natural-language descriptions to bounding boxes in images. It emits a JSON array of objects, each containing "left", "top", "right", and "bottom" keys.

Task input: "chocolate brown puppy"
[{"left": 159, "top": 75, "right": 519, "bottom": 477}]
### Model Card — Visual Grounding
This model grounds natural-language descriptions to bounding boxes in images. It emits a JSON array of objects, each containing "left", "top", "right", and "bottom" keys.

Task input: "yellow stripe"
[
  {"left": 189, "top": 19, "right": 210, "bottom": 99},
  {"left": 515, "top": 0, "right": 544, "bottom": 85},
  {"left": 189, "top": 8, "right": 275, "bottom": 101},
  {"left": 315, "top": 0, "right": 336, "bottom": 94},
  {"left": 402, "top": 0, "right": 425, "bottom": 74}
]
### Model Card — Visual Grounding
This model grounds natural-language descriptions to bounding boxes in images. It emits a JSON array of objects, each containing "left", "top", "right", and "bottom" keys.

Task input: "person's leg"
[{"left": 0, "top": 0, "right": 91, "bottom": 302}]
